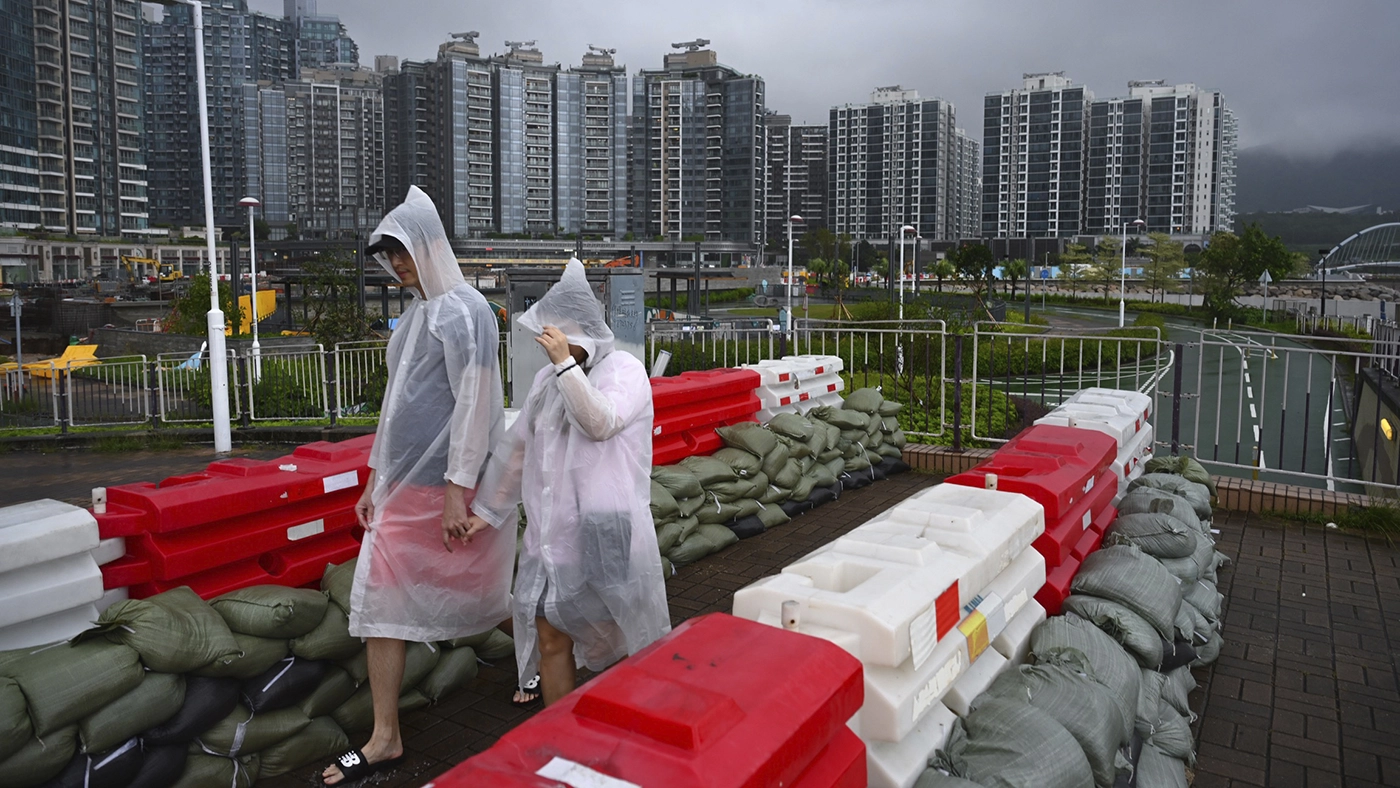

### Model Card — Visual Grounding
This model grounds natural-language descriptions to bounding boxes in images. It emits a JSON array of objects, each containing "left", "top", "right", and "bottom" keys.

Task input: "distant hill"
[
  {"left": 1235, "top": 144, "right": 1400, "bottom": 213},
  {"left": 1235, "top": 210, "right": 1399, "bottom": 256}
]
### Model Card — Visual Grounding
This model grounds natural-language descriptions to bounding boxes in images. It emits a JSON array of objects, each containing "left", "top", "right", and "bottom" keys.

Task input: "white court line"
[
  {"left": 1245, "top": 372, "right": 1251, "bottom": 384},
  {"left": 1247, "top": 387, "right": 1254, "bottom": 399},
  {"left": 1250, "top": 403, "right": 1257, "bottom": 419}
]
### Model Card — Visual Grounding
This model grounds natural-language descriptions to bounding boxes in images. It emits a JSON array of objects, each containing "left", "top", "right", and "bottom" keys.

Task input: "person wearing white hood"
[
  {"left": 467, "top": 259, "right": 671, "bottom": 706},
  {"left": 322, "top": 186, "right": 514, "bottom": 785}
]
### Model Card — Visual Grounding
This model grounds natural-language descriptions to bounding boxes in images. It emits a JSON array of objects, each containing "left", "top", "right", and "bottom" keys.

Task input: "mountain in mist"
[{"left": 1235, "top": 144, "right": 1400, "bottom": 214}]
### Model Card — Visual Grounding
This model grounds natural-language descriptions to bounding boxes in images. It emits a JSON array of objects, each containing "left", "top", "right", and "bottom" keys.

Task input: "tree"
[
  {"left": 164, "top": 273, "right": 241, "bottom": 336},
  {"left": 932, "top": 258, "right": 955, "bottom": 293},
  {"left": 870, "top": 256, "right": 889, "bottom": 281},
  {"left": 254, "top": 219, "right": 271, "bottom": 242},
  {"left": 1058, "top": 243, "right": 1091, "bottom": 300},
  {"left": 1141, "top": 233, "right": 1185, "bottom": 303},
  {"left": 1002, "top": 258, "right": 1029, "bottom": 298},
  {"left": 950, "top": 244, "right": 996, "bottom": 300},
  {"left": 807, "top": 257, "right": 831, "bottom": 289},
  {"left": 1088, "top": 236, "right": 1122, "bottom": 301},
  {"left": 1196, "top": 223, "right": 1292, "bottom": 317},
  {"left": 302, "top": 254, "right": 372, "bottom": 347}
]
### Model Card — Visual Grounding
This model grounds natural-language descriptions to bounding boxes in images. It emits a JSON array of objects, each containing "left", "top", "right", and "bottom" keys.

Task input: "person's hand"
[
  {"left": 354, "top": 485, "right": 375, "bottom": 530},
  {"left": 464, "top": 515, "right": 492, "bottom": 542},
  {"left": 442, "top": 487, "right": 471, "bottom": 552},
  {"left": 536, "top": 325, "right": 571, "bottom": 365}
]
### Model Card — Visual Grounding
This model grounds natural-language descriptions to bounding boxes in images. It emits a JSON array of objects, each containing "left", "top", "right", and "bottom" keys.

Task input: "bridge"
[{"left": 1317, "top": 221, "right": 1400, "bottom": 276}]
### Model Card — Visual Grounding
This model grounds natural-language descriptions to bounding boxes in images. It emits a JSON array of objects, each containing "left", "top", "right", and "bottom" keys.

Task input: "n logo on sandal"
[{"left": 339, "top": 752, "right": 362, "bottom": 769}]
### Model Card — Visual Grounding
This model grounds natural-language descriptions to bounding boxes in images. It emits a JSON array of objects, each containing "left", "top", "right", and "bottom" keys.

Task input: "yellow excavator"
[{"left": 119, "top": 255, "right": 181, "bottom": 283}]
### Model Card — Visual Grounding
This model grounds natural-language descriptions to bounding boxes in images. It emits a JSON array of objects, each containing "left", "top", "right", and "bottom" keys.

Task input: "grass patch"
[
  {"left": 92, "top": 434, "right": 188, "bottom": 453},
  {"left": 1271, "top": 504, "right": 1400, "bottom": 543}
]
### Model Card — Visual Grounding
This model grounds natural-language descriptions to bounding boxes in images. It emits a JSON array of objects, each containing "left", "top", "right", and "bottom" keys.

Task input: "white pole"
[
  {"left": 1119, "top": 222, "right": 1128, "bottom": 328},
  {"left": 191, "top": 0, "right": 231, "bottom": 453},
  {"left": 10, "top": 294, "right": 20, "bottom": 396},
  {"left": 786, "top": 217, "right": 794, "bottom": 337},
  {"left": 898, "top": 232, "right": 905, "bottom": 321},
  {"left": 247, "top": 204, "right": 261, "bottom": 381}
]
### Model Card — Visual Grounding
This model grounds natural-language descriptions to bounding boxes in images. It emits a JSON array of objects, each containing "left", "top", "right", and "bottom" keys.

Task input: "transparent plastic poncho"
[
  {"left": 473, "top": 260, "right": 670, "bottom": 685},
  {"left": 348, "top": 186, "right": 514, "bottom": 641}
]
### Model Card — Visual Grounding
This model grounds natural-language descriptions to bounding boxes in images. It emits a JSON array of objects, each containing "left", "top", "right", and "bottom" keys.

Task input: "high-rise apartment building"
[
  {"left": 492, "top": 42, "right": 557, "bottom": 235},
  {"left": 764, "top": 113, "right": 827, "bottom": 252},
  {"left": 952, "top": 128, "right": 981, "bottom": 240},
  {"left": 422, "top": 34, "right": 496, "bottom": 237},
  {"left": 1086, "top": 81, "right": 1236, "bottom": 235},
  {"left": 379, "top": 57, "right": 429, "bottom": 209},
  {"left": 630, "top": 43, "right": 765, "bottom": 244},
  {"left": 982, "top": 73, "right": 1091, "bottom": 239},
  {"left": 284, "top": 0, "right": 358, "bottom": 71},
  {"left": 828, "top": 87, "right": 977, "bottom": 241},
  {"left": 554, "top": 46, "right": 629, "bottom": 237},
  {"left": 1, "top": 0, "right": 41, "bottom": 230},
  {"left": 28, "top": 0, "right": 148, "bottom": 236}
]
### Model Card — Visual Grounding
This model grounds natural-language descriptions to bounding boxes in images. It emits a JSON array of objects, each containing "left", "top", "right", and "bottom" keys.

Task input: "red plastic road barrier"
[
  {"left": 1036, "top": 556, "right": 1080, "bottom": 616},
  {"left": 946, "top": 425, "right": 1116, "bottom": 523},
  {"left": 651, "top": 369, "right": 761, "bottom": 411},
  {"left": 128, "top": 529, "right": 361, "bottom": 599},
  {"left": 1031, "top": 467, "right": 1117, "bottom": 569},
  {"left": 650, "top": 370, "right": 761, "bottom": 466},
  {"left": 1070, "top": 525, "right": 1106, "bottom": 563},
  {"left": 432, "top": 613, "right": 864, "bottom": 788}
]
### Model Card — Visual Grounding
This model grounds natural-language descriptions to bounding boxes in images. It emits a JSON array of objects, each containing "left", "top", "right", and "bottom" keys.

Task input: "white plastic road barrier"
[
  {"left": 0, "top": 552, "right": 103, "bottom": 630},
  {"left": 1036, "top": 402, "right": 1141, "bottom": 448},
  {"left": 864, "top": 702, "right": 959, "bottom": 788},
  {"left": 503, "top": 408, "right": 521, "bottom": 434},
  {"left": 991, "top": 599, "right": 1047, "bottom": 665},
  {"left": 744, "top": 354, "right": 844, "bottom": 386},
  {"left": 91, "top": 536, "right": 126, "bottom": 567},
  {"left": 745, "top": 355, "right": 846, "bottom": 422},
  {"left": 96, "top": 586, "right": 129, "bottom": 615},
  {"left": 0, "top": 603, "right": 100, "bottom": 650},
  {"left": 1067, "top": 386, "right": 1153, "bottom": 422},
  {"left": 1113, "top": 423, "right": 1156, "bottom": 502},
  {"left": 943, "top": 647, "right": 1011, "bottom": 717},
  {"left": 0, "top": 499, "right": 100, "bottom": 574}
]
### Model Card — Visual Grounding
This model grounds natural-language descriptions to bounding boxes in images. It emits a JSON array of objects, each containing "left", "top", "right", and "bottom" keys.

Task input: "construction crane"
[{"left": 671, "top": 39, "right": 710, "bottom": 52}]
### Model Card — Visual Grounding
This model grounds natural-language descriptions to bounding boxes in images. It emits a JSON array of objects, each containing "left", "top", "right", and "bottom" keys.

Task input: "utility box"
[{"left": 504, "top": 267, "right": 645, "bottom": 405}]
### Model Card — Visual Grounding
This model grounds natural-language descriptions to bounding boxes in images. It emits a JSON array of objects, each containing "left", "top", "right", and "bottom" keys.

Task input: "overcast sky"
[{"left": 250, "top": 0, "right": 1400, "bottom": 157}]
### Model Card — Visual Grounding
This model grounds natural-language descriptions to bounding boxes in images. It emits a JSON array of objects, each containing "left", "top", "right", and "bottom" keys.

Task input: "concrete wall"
[{"left": 91, "top": 328, "right": 321, "bottom": 359}]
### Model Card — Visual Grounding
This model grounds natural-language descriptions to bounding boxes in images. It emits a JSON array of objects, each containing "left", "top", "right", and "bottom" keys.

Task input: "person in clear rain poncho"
[
  {"left": 322, "top": 186, "right": 514, "bottom": 785},
  {"left": 467, "top": 259, "right": 671, "bottom": 706}
]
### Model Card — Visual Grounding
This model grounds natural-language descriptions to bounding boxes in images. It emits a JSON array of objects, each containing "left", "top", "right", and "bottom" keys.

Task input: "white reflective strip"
[
  {"left": 536, "top": 757, "right": 641, "bottom": 788},
  {"left": 287, "top": 519, "right": 325, "bottom": 541},
  {"left": 94, "top": 738, "right": 139, "bottom": 770},
  {"left": 323, "top": 470, "right": 359, "bottom": 494}
]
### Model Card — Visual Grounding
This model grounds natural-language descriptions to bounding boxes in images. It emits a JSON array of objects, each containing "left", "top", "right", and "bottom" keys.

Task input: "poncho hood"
[
  {"left": 517, "top": 259, "right": 615, "bottom": 364},
  {"left": 368, "top": 186, "right": 465, "bottom": 300}
]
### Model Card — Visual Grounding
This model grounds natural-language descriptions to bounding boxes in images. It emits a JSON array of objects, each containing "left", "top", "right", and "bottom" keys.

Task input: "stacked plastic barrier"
[
  {"left": 96, "top": 436, "right": 374, "bottom": 599},
  {"left": 0, "top": 500, "right": 105, "bottom": 650},
  {"left": 1036, "top": 387, "right": 1155, "bottom": 504},
  {"left": 733, "top": 484, "right": 1047, "bottom": 788},
  {"left": 945, "top": 425, "right": 1118, "bottom": 616},
  {"left": 743, "top": 354, "right": 845, "bottom": 422},
  {"left": 429, "top": 613, "right": 865, "bottom": 788},
  {"left": 650, "top": 369, "right": 762, "bottom": 466}
]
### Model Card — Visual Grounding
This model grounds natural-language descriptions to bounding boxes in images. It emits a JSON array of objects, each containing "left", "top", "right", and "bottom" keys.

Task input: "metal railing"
[
  {"left": 334, "top": 341, "right": 389, "bottom": 418},
  {"left": 647, "top": 319, "right": 781, "bottom": 373},
  {"left": 237, "top": 345, "right": 328, "bottom": 422}
]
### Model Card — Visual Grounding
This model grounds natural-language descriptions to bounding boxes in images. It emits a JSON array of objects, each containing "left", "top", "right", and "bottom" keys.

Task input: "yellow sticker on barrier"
[{"left": 958, "top": 610, "right": 989, "bottom": 662}]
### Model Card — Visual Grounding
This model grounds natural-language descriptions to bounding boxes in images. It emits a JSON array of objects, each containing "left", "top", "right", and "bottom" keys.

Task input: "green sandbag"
[
  {"left": 1061, "top": 595, "right": 1164, "bottom": 669},
  {"left": 656, "top": 520, "right": 684, "bottom": 554},
  {"left": 289, "top": 601, "right": 362, "bottom": 661},
  {"left": 257, "top": 715, "right": 349, "bottom": 778},
  {"left": 442, "top": 628, "right": 512, "bottom": 661},
  {"left": 210, "top": 586, "right": 330, "bottom": 640},
  {"left": 1126, "top": 474, "right": 1212, "bottom": 520},
  {"left": 0, "top": 676, "right": 30, "bottom": 761},
  {"left": 842, "top": 387, "right": 884, "bottom": 414},
  {"left": 1183, "top": 578, "right": 1223, "bottom": 622},
  {"left": 1030, "top": 614, "right": 1140, "bottom": 743},
  {"left": 80, "top": 672, "right": 185, "bottom": 754},
  {"left": 808, "top": 462, "right": 838, "bottom": 488},
  {"left": 1173, "top": 603, "right": 1207, "bottom": 645},
  {"left": 1145, "top": 696, "right": 1195, "bottom": 763},
  {"left": 804, "top": 425, "right": 828, "bottom": 457},
  {"left": 666, "top": 523, "right": 738, "bottom": 566},
  {"left": 881, "top": 415, "right": 900, "bottom": 433},
  {"left": 696, "top": 497, "right": 760, "bottom": 525},
  {"left": 417, "top": 645, "right": 480, "bottom": 702},
  {"left": 914, "top": 771, "right": 986, "bottom": 788},
  {"left": 790, "top": 475, "right": 818, "bottom": 502},
  {"left": 766, "top": 412, "right": 814, "bottom": 440},
  {"left": 679, "top": 455, "right": 738, "bottom": 486},
  {"left": 878, "top": 399, "right": 903, "bottom": 416},
  {"left": 812, "top": 406, "right": 870, "bottom": 430},
  {"left": 823, "top": 457, "right": 846, "bottom": 479},
  {"left": 171, "top": 752, "right": 259, "bottom": 788},
  {"left": 660, "top": 555, "right": 674, "bottom": 578},
  {"left": 839, "top": 428, "right": 866, "bottom": 448},
  {"left": 775, "top": 434, "right": 811, "bottom": 459},
  {"left": 760, "top": 445, "right": 791, "bottom": 483},
  {"left": 192, "top": 632, "right": 290, "bottom": 680},
  {"left": 676, "top": 494, "right": 704, "bottom": 519},
  {"left": 817, "top": 448, "right": 844, "bottom": 464},
  {"left": 1107, "top": 512, "right": 1197, "bottom": 559},
  {"left": 4, "top": 639, "right": 143, "bottom": 737},
  {"left": 331, "top": 685, "right": 428, "bottom": 734},
  {"left": 772, "top": 458, "right": 803, "bottom": 489},
  {"left": 340, "top": 641, "right": 439, "bottom": 689},
  {"left": 1144, "top": 668, "right": 1192, "bottom": 720},
  {"left": 1142, "top": 455, "right": 1216, "bottom": 496},
  {"left": 321, "top": 559, "right": 357, "bottom": 615},
  {"left": 1117, "top": 488, "right": 1205, "bottom": 535},
  {"left": 712, "top": 447, "right": 764, "bottom": 479},
  {"left": 755, "top": 503, "right": 791, "bottom": 529},
  {"left": 649, "top": 481, "right": 680, "bottom": 523},
  {"left": 716, "top": 422, "right": 779, "bottom": 459},
  {"left": 759, "top": 483, "right": 790, "bottom": 506},
  {"left": 1070, "top": 545, "right": 1182, "bottom": 642},
  {"left": 194, "top": 704, "right": 311, "bottom": 756},
  {"left": 298, "top": 666, "right": 358, "bottom": 719},
  {"left": 0, "top": 725, "right": 76, "bottom": 788},
  {"left": 890, "top": 429, "right": 908, "bottom": 448},
  {"left": 95, "top": 587, "right": 241, "bottom": 675},
  {"left": 707, "top": 474, "right": 767, "bottom": 503},
  {"left": 651, "top": 465, "right": 704, "bottom": 500},
  {"left": 933, "top": 697, "right": 1094, "bottom": 788},
  {"left": 1134, "top": 743, "right": 1188, "bottom": 788},
  {"left": 877, "top": 442, "right": 903, "bottom": 459},
  {"left": 1192, "top": 630, "right": 1223, "bottom": 667},
  {"left": 843, "top": 454, "right": 872, "bottom": 472}
]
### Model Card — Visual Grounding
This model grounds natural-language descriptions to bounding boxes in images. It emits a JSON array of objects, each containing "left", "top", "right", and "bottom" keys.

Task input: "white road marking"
[{"left": 1250, "top": 403, "right": 1257, "bottom": 419}]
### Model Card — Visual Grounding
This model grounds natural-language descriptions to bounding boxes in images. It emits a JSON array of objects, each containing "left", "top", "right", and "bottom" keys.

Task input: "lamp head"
[
  {"left": 239, "top": 197, "right": 261, "bottom": 209},
  {"left": 790, "top": 215, "right": 804, "bottom": 223}
]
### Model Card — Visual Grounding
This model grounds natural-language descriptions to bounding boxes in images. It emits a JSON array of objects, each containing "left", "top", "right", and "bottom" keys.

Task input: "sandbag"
[
  {"left": 771, "top": 458, "right": 803, "bottom": 490},
  {"left": 1071, "top": 545, "right": 1182, "bottom": 642},
  {"left": 877, "top": 456, "right": 912, "bottom": 476},
  {"left": 417, "top": 645, "right": 480, "bottom": 703},
  {"left": 716, "top": 422, "right": 779, "bottom": 459},
  {"left": 759, "top": 483, "right": 790, "bottom": 506},
  {"left": 1192, "top": 630, "right": 1224, "bottom": 667},
  {"left": 242, "top": 657, "right": 327, "bottom": 714},
  {"left": 297, "top": 666, "right": 358, "bottom": 720},
  {"left": 126, "top": 744, "right": 188, "bottom": 788},
  {"left": 1142, "top": 455, "right": 1216, "bottom": 495},
  {"left": 1126, "top": 474, "right": 1212, "bottom": 520},
  {"left": 679, "top": 455, "right": 739, "bottom": 486},
  {"left": 1107, "top": 513, "right": 1197, "bottom": 559},
  {"left": 142, "top": 676, "right": 240, "bottom": 746},
  {"left": 877, "top": 442, "right": 903, "bottom": 459},
  {"left": 446, "top": 628, "right": 513, "bottom": 662},
  {"left": 755, "top": 503, "right": 790, "bottom": 529},
  {"left": 1134, "top": 742, "right": 1188, "bottom": 788},
  {"left": 808, "top": 462, "right": 838, "bottom": 488},
  {"left": 194, "top": 704, "right": 311, "bottom": 757},
  {"left": 879, "top": 399, "right": 904, "bottom": 416},
  {"left": 980, "top": 663, "right": 1128, "bottom": 788},
  {"left": 45, "top": 737, "right": 144, "bottom": 788},
  {"left": 1159, "top": 637, "right": 1198, "bottom": 673},
  {"left": 881, "top": 415, "right": 900, "bottom": 433},
  {"left": 727, "top": 515, "right": 765, "bottom": 539},
  {"left": 1174, "top": 602, "right": 1210, "bottom": 646},
  {"left": 695, "top": 497, "right": 761, "bottom": 525},
  {"left": 320, "top": 559, "right": 357, "bottom": 615},
  {"left": 780, "top": 499, "right": 814, "bottom": 518},
  {"left": 1117, "top": 488, "right": 1205, "bottom": 536},
  {"left": 1144, "top": 696, "right": 1194, "bottom": 763},
  {"left": 341, "top": 641, "right": 439, "bottom": 689},
  {"left": 169, "top": 753, "right": 259, "bottom": 788},
  {"left": 934, "top": 697, "right": 1094, "bottom": 788},
  {"left": 192, "top": 631, "right": 290, "bottom": 680},
  {"left": 1030, "top": 614, "right": 1140, "bottom": 743},
  {"left": 841, "top": 472, "right": 873, "bottom": 491},
  {"left": 257, "top": 715, "right": 349, "bottom": 778},
  {"left": 804, "top": 425, "right": 829, "bottom": 458},
  {"left": 0, "top": 676, "right": 31, "bottom": 761},
  {"left": 1183, "top": 579, "right": 1224, "bottom": 622},
  {"left": 210, "top": 586, "right": 330, "bottom": 640},
  {"left": 890, "top": 428, "right": 908, "bottom": 448},
  {"left": 766, "top": 412, "right": 814, "bottom": 440},
  {"left": 807, "top": 485, "right": 839, "bottom": 508},
  {"left": 1143, "top": 669, "right": 1191, "bottom": 720},
  {"left": 4, "top": 639, "right": 143, "bottom": 737},
  {"left": 712, "top": 447, "right": 764, "bottom": 479},
  {"left": 0, "top": 725, "right": 76, "bottom": 788},
  {"left": 666, "top": 523, "right": 739, "bottom": 566},
  {"left": 790, "top": 474, "right": 818, "bottom": 502},
  {"left": 817, "top": 448, "right": 844, "bottom": 464},
  {"left": 95, "top": 587, "right": 241, "bottom": 674},
  {"left": 675, "top": 494, "right": 704, "bottom": 519},
  {"left": 914, "top": 771, "right": 987, "bottom": 788},
  {"left": 80, "top": 672, "right": 185, "bottom": 754},
  {"left": 1061, "top": 595, "right": 1164, "bottom": 669},
  {"left": 656, "top": 520, "right": 684, "bottom": 554},
  {"left": 289, "top": 602, "right": 362, "bottom": 662},
  {"left": 775, "top": 434, "right": 811, "bottom": 459},
  {"left": 812, "top": 406, "right": 869, "bottom": 431},
  {"left": 651, "top": 465, "right": 704, "bottom": 500},
  {"left": 331, "top": 686, "right": 428, "bottom": 734},
  {"left": 843, "top": 387, "right": 885, "bottom": 414},
  {"left": 1163, "top": 667, "right": 1196, "bottom": 717},
  {"left": 650, "top": 480, "right": 680, "bottom": 522},
  {"left": 705, "top": 477, "right": 763, "bottom": 503}
]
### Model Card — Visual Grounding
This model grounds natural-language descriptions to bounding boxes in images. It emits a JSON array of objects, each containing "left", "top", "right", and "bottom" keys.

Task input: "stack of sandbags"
[
  {"left": 807, "top": 387, "right": 910, "bottom": 491},
  {"left": 651, "top": 464, "right": 738, "bottom": 570},
  {"left": 0, "top": 559, "right": 508, "bottom": 787}
]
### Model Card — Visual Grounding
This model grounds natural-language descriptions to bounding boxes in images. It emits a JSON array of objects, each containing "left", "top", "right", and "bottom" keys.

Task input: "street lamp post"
[
  {"left": 1120, "top": 219, "right": 1145, "bottom": 328},
  {"left": 153, "top": 0, "right": 231, "bottom": 452},
  {"left": 897, "top": 225, "right": 914, "bottom": 320},
  {"left": 239, "top": 197, "right": 262, "bottom": 381},
  {"left": 786, "top": 214, "right": 803, "bottom": 336}
]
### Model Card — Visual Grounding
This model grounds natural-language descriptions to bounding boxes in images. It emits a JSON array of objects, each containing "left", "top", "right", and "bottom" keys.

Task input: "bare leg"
[
  {"left": 535, "top": 616, "right": 576, "bottom": 706},
  {"left": 322, "top": 637, "right": 405, "bottom": 785}
]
